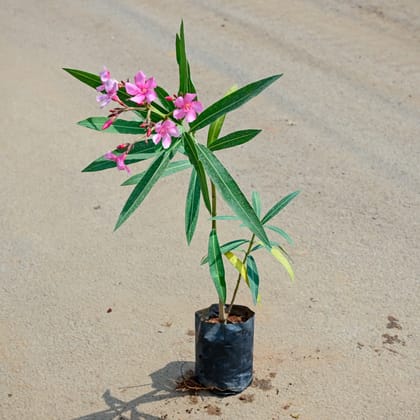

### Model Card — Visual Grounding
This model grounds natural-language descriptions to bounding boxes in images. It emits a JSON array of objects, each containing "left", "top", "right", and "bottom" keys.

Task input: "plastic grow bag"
[{"left": 195, "top": 304, "right": 255, "bottom": 395}]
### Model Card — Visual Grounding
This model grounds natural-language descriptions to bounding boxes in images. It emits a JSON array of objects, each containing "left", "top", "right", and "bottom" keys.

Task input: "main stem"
[
  {"left": 211, "top": 181, "right": 225, "bottom": 322},
  {"left": 225, "top": 234, "right": 255, "bottom": 319}
]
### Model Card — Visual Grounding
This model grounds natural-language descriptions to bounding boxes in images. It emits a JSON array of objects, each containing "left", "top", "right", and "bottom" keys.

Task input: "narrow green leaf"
[
  {"left": 251, "top": 191, "right": 261, "bottom": 218},
  {"left": 176, "top": 21, "right": 196, "bottom": 94},
  {"left": 155, "top": 86, "right": 175, "bottom": 111},
  {"left": 186, "top": 62, "right": 196, "bottom": 94},
  {"left": 206, "top": 85, "right": 238, "bottom": 147},
  {"left": 265, "top": 225, "right": 293, "bottom": 244},
  {"left": 261, "top": 190, "right": 300, "bottom": 225},
  {"left": 114, "top": 144, "right": 179, "bottom": 230},
  {"left": 209, "top": 215, "right": 240, "bottom": 221},
  {"left": 208, "top": 229, "right": 226, "bottom": 303},
  {"left": 209, "top": 129, "right": 262, "bottom": 152},
  {"left": 196, "top": 144, "right": 271, "bottom": 248},
  {"left": 183, "top": 134, "right": 211, "bottom": 213},
  {"left": 190, "top": 74, "right": 282, "bottom": 131},
  {"left": 63, "top": 68, "right": 101, "bottom": 89},
  {"left": 121, "top": 160, "right": 191, "bottom": 186},
  {"left": 77, "top": 117, "right": 146, "bottom": 134},
  {"left": 246, "top": 255, "right": 260, "bottom": 305},
  {"left": 201, "top": 239, "right": 249, "bottom": 265},
  {"left": 82, "top": 141, "right": 160, "bottom": 172},
  {"left": 185, "top": 170, "right": 200, "bottom": 245},
  {"left": 207, "top": 114, "right": 226, "bottom": 147}
]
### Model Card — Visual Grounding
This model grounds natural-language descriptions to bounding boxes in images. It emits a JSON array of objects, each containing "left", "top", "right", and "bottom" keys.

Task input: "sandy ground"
[{"left": 1, "top": 1, "right": 419, "bottom": 419}]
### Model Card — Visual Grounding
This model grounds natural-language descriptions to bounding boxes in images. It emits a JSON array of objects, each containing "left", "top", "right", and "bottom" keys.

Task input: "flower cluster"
[{"left": 95, "top": 68, "right": 203, "bottom": 173}]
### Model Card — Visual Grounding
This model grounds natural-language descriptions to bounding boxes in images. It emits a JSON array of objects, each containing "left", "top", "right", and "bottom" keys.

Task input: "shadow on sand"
[{"left": 74, "top": 360, "right": 195, "bottom": 420}]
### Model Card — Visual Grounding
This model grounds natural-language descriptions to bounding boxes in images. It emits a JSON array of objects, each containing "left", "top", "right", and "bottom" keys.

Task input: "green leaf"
[
  {"left": 183, "top": 134, "right": 211, "bottom": 213},
  {"left": 63, "top": 68, "right": 101, "bottom": 89},
  {"left": 176, "top": 21, "right": 196, "bottom": 94},
  {"left": 209, "top": 215, "right": 240, "bottom": 221},
  {"left": 190, "top": 74, "right": 282, "bottom": 131},
  {"left": 77, "top": 117, "right": 146, "bottom": 134},
  {"left": 196, "top": 144, "right": 271, "bottom": 248},
  {"left": 246, "top": 255, "right": 260, "bottom": 305},
  {"left": 206, "top": 85, "right": 238, "bottom": 147},
  {"left": 121, "top": 160, "right": 191, "bottom": 186},
  {"left": 185, "top": 170, "right": 200, "bottom": 245},
  {"left": 207, "top": 115, "right": 226, "bottom": 147},
  {"left": 271, "top": 246, "right": 294, "bottom": 281},
  {"left": 209, "top": 129, "right": 262, "bottom": 152},
  {"left": 201, "top": 239, "right": 249, "bottom": 265},
  {"left": 114, "top": 144, "right": 179, "bottom": 230},
  {"left": 251, "top": 191, "right": 261, "bottom": 218},
  {"left": 265, "top": 225, "right": 293, "bottom": 245},
  {"left": 208, "top": 229, "right": 226, "bottom": 303},
  {"left": 261, "top": 190, "right": 300, "bottom": 225},
  {"left": 82, "top": 141, "right": 160, "bottom": 172},
  {"left": 155, "top": 86, "right": 175, "bottom": 111}
]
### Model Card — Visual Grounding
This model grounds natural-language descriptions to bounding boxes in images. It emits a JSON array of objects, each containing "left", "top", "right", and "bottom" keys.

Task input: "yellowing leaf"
[
  {"left": 224, "top": 251, "right": 249, "bottom": 286},
  {"left": 271, "top": 247, "right": 295, "bottom": 281}
]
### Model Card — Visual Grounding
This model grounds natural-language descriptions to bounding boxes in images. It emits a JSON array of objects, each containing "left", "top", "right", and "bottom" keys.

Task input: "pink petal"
[
  {"left": 169, "top": 125, "right": 180, "bottom": 137},
  {"left": 146, "top": 91, "right": 157, "bottom": 103},
  {"left": 104, "top": 151, "right": 117, "bottom": 161},
  {"left": 152, "top": 134, "right": 161, "bottom": 145},
  {"left": 129, "top": 94, "right": 146, "bottom": 104},
  {"left": 99, "top": 67, "right": 110, "bottom": 82},
  {"left": 184, "top": 93, "right": 196, "bottom": 103},
  {"left": 105, "top": 79, "right": 118, "bottom": 94},
  {"left": 147, "top": 77, "right": 157, "bottom": 88},
  {"left": 174, "top": 96, "right": 184, "bottom": 108},
  {"left": 161, "top": 135, "right": 172, "bottom": 149},
  {"left": 173, "top": 109, "right": 184, "bottom": 120},
  {"left": 97, "top": 94, "right": 111, "bottom": 108},
  {"left": 193, "top": 101, "right": 203, "bottom": 113},
  {"left": 125, "top": 82, "right": 140, "bottom": 96},
  {"left": 134, "top": 71, "right": 146, "bottom": 86},
  {"left": 185, "top": 110, "right": 197, "bottom": 123}
]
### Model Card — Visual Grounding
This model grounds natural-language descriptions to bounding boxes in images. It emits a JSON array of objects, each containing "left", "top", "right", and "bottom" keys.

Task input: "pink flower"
[
  {"left": 125, "top": 71, "right": 157, "bottom": 105},
  {"left": 96, "top": 66, "right": 111, "bottom": 91},
  {"left": 173, "top": 93, "right": 203, "bottom": 123},
  {"left": 96, "top": 78, "right": 119, "bottom": 108},
  {"left": 152, "top": 120, "right": 180, "bottom": 149},
  {"left": 104, "top": 151, "right": 131, "bottom": 174}
]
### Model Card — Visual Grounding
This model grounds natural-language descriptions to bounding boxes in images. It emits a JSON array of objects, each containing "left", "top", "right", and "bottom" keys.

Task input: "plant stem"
[
  {"left": 225, "top": 234, "right": 255, "bottom": 319},
  {"left": 211, "top": 182, "right": 217, "bottom": 231},
  {"left": 211, "top": 181, "right": 225, "bottom": 322}
]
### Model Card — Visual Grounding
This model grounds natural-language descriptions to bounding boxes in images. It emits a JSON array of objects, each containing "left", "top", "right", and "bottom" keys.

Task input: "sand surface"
[{"left": 1, "top": 1, "right": 419, "bottom": 419}]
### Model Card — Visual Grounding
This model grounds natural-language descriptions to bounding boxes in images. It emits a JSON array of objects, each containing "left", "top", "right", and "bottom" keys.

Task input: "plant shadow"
[{"left": 74, "top": 360, "right": 195, "bottom": 420}]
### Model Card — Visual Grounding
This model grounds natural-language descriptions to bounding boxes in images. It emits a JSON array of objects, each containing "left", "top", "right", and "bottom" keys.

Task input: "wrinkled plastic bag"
[{"left": 195, "top": 304, "right": 255, "bottom": 395}]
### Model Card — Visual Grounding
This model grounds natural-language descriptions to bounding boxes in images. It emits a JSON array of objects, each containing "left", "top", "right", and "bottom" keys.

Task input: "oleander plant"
[{"left": 64, "top": 21, "right": 299, "bottom": 323}]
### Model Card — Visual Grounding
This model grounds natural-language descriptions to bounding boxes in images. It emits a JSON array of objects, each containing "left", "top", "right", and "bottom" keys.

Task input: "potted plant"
[{"left": 64, "top": 22, "right": 299, "bottom": 395}]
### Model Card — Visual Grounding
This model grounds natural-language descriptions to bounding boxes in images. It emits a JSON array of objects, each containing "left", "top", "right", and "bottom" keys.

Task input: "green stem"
[
  {"left": 211, "top": 182, "right": 217, "bottom": 231},
  {"left": 226, "top": 234, "right": 255, "bottom": 319},
  {"left": 211, "top": 181, "right": 225, "bottom": 322}
]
